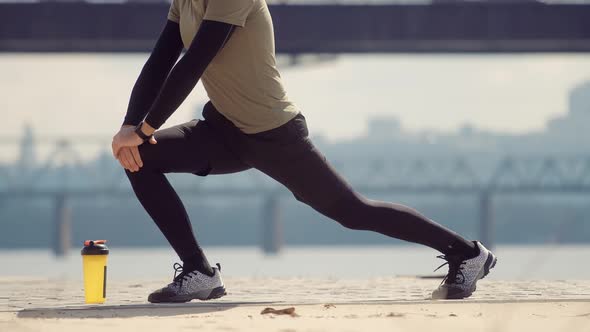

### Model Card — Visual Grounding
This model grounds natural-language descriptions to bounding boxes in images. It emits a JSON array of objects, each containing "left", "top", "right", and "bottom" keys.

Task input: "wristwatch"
[{"left": 134, "top": 121, "right": 153, "bottom": 142}]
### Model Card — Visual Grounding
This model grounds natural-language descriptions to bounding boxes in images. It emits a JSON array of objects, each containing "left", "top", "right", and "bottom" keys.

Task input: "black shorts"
[{"left": 138, "top": 101, "right": 353, "bottom": 208}]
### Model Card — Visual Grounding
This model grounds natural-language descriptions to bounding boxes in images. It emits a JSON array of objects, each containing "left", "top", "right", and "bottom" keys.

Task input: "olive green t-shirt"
[{"left": 167, "top": 0, "right": 299, "bottom": 134}]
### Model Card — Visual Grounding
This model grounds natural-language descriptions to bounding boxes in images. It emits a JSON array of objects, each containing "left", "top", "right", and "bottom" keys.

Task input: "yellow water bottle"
[{"left": 81, "top": 240, "right": 109, "bottom": 304}]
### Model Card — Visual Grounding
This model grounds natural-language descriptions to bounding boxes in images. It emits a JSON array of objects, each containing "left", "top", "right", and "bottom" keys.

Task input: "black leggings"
[{"left": 126, "top": 102, "right": 474, "bottom": 266}]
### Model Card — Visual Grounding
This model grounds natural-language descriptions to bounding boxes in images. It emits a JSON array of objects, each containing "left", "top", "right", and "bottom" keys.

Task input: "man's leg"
[
  {"left": 245, "top": 114, "right": 495, "bottom": 299},
  {"left": 126, "top": 119, "right": 250, "bottom": 275},
  {"left": 246, "top": 116, "right": 475, "bottom": 257}
]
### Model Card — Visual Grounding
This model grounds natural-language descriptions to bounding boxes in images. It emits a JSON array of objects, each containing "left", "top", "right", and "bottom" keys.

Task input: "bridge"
[
  {"left": 1, "top": 1, "right": 590, "bottom": 53},
  {"left": 2, "top": 136, "right": 590, "bottom": 255}
]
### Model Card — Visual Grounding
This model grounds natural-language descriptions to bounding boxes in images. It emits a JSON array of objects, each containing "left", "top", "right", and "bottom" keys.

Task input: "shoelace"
[
  {"left": 433, "top": 255, "right": 467, "bottom": 285},
  {"left": 172, "top": 262, "right": 195, "bottom": 288}
]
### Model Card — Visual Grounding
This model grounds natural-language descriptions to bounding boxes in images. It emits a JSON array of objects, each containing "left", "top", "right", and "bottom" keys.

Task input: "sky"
[{"left": 1, "top": 53, "right": 590, "bottom": 143}]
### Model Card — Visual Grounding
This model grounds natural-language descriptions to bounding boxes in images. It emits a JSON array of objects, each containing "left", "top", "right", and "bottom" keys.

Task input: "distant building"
[
  {"left": 547, "top": 80, "right": 590, "bottom": 135},
  {"left": 570, "top": 80, "right": 590, "bottom": 118},
  {"left": 366, "top": 116, "right": 402, "bottom": 140},
  {"left": 18, "top": 123, "right": 36, "bottom": 172}
]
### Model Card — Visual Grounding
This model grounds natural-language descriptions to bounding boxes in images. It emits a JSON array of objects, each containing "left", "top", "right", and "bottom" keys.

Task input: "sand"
[
  {"left": 3, "top": 301, "right": 590, "bottom": 332},
  {"left": 2, "top": 277, "right": 590, "bottom": 332}
]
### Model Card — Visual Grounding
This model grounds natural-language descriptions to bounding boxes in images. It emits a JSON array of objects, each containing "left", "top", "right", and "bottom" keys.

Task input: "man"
[{"left": 111, "top": 0, "right": 497, "bottom": 303}]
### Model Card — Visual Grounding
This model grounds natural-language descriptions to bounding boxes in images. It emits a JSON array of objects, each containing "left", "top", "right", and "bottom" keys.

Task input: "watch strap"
[{"left": 134, "top": 122, "right": 152, "bottom": 142}]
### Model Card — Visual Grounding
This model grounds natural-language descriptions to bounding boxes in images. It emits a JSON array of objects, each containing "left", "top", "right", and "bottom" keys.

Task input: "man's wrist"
[
  {"left": 134, "top": 121, "right": 154, "bottom": 142},
  {"left": 140, "top": 121, "right": 156, "bottom": 136}
]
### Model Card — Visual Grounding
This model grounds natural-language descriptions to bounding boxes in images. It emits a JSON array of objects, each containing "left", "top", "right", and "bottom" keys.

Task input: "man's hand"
[
  {"left": 117, "top": 146, "right": 144, "bottom": 172},
  {"left": 112, "top": 125, "right": 157, "bottom": 172}
]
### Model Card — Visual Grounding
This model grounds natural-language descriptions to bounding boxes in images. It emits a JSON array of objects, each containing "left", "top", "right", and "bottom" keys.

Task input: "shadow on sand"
[{"left": 17, "top": 301, "right": 275, "bottom": 319}]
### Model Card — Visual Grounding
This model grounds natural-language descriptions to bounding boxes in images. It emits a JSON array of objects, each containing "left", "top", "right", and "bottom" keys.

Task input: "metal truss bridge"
[{"left": 2, "top": 137, "right": 590, "bottom": 255}]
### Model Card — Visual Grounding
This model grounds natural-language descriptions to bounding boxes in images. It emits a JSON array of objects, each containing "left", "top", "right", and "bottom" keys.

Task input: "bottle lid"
[{"left": 81, "top": 240, "right": 109, "bottom": 256}]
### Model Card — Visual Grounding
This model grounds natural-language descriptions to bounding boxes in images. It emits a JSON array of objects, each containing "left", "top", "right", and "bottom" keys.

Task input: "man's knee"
[
  {"left": 127, "top": 143, "right": 164, "bottom": 175},
  {"left": 320, "top": 193, "right": 370, "bottom": 231},
  {"left": 290, "top": 186, "right": 371, "bottom": 230},
  {"left": 292, "top": 192, "right": 306, "bottom": 203},
  {"left": 124, "top": 154, "right": 159, "bottom": 182},
  {"left": 137, "top": 143, "right": 156, "bottom": 168}
]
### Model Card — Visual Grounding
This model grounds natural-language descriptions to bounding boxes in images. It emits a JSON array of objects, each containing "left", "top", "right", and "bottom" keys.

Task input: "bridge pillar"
[
  {"left": 53, "top": 193, "right": 71, "bottom": 257},
  {"left": 261, "top": 194, "right": 282, "bottom": 255},
  {"left": 479, "top": 190, "right": 494, "bottom": 250}
]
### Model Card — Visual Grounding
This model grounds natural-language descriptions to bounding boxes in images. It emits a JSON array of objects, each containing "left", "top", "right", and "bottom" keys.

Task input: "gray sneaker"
[
  {"left": 148, "top": 263, "right": 227, "bottom": 303},
  {"left": 431, "top": 241, "right": 497, "bottom": 300}
]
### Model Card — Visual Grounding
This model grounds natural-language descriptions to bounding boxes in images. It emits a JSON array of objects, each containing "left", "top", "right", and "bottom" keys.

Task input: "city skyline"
[
  {"left": 4, "top": 75, "right": 590, "bottom": 165},
  {"left": 1, "top": 53, "right": 590, "bottom": 142}
]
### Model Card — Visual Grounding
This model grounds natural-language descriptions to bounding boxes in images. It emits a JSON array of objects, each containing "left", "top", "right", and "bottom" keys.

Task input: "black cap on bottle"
[{"left": 81, "top": 240, "right": 109, "bottom": 255}]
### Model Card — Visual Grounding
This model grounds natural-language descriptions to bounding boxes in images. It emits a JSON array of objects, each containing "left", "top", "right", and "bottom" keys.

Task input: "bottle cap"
[{"left": 81, "top": 240, "right": 109, "bottom": 256}]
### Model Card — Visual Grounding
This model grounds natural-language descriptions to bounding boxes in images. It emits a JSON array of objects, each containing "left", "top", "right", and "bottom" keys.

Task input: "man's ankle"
[
  {"left": 445, "top": 240, "right": 479, "bottom": 259},
  {"left": 182, "top": 253, "right": 215, "bottom": 277}
]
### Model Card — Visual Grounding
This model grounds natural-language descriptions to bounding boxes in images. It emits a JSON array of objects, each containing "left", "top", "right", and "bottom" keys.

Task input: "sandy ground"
[
  {"left": 3, "top": 302, "right": 590, "bottom": 332},
  {"left": 2, "top": 277, "right": 590, "bottom": 332}
]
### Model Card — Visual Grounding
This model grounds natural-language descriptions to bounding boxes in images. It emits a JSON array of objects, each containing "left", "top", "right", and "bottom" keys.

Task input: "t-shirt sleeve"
[
  {"left": 167, "top": 0, "right": 181, "bottom": 23},
  {"left": 203, "top": 0, "right": 255, "bottom": 27}
]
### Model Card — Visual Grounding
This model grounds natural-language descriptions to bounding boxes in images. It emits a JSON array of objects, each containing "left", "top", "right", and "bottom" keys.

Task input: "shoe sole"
[{"left": 149, "top": 286, "right": 227, "bottom": 304}]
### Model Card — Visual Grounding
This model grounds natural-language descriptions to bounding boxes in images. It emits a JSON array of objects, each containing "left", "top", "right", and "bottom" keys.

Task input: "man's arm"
[
  {"left": 122, "top": 20, "right": 184, "bottom": 126},
  {"left": 140, "top": 20, "right": 236, "bottom": 132}
]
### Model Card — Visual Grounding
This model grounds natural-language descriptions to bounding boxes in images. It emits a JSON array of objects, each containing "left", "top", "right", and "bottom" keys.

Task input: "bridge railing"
[{"left": 4, "top": 136, "right": 590, "bottom": 191}]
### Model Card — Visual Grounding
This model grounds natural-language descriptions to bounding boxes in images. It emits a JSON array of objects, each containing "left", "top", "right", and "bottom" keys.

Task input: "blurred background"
[{"left": 1, "top": 0, "right": 590, "bottom": 280}]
